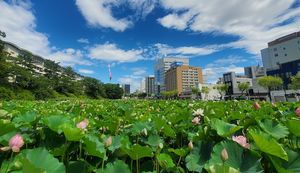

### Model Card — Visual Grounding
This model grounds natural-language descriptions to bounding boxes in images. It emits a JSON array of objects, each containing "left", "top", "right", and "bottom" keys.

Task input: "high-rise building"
[
  {"left": 154, "top": 57, "right": 189, "bottom": 94},
  {"left": 244, "top": 66, "right": 266, "bottom": 78},
  {"left": 145, "top": 75, "right": 155, "bottom": 96},
  {"left": 140, "top": 78, "right": 146, "bottom": 93},
  {"left": 261, "top": 31, "right": 300, "bottom": 87},
  {"left": 121, "top": 84, "right": 130, "bottom": 95},
  {"left": 165, "top": 64, "right": 203, "bottom": 95}
]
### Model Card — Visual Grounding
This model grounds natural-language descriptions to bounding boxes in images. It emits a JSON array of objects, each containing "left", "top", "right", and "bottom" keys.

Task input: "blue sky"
[{"left": 1, "top": 0, "right": 300, "bottom": 91}]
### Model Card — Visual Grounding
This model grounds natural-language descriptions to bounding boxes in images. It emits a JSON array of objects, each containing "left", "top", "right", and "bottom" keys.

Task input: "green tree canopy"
[
  {"left": 257, "top": 76, "right": 283, "bottom": 90},
  {"left": 290, "top": 72, "right": 300, "bottom": 90}
]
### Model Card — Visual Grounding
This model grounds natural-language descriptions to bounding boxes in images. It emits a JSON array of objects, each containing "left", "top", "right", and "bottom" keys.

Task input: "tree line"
[{"left": 0, "top": 37, "right": 123, "bottom": 100}]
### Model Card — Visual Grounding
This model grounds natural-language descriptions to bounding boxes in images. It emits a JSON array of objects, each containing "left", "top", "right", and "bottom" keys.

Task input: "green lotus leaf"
[
  {"left": 83, "top": 134, "right": 106, "bottom": 159},
  {"left": 20, "top": 147, "right": 65, "bottom": 173},
  {"left": 207, "top": 164, "right": 240, "bottom": 173},
  {"left": 249, "top": 129, "right": 288, "bottom": 161},
  {"left": 206, "top": 141, "right": 262, "bottom": 173},
  {"left": 61, "top": 124, "right": 85, "bottom": 141},
  {"left": 286, "top": 120, "right": 300, "bottom": 137},
  {"left": 43, "top": 115, "right": 72, "bottom": 133},
  {"left": 258, "top": 119, "right": 289, "bottom": 139},
  {"left": 123, "top": 144, "right": 153, "bottom": 160},
  {"left": 168, "top": 148, "right": 187, "bottom": 157},
  {"left": 98, "top": 160, "right": 130, "bottom": 173},
  {"left": 210, "top": 119, "right": 243, "bottom": 137},
  {"left": 156, "top": 153, "right": 175, "bottom": 169},
  {"left": 270, "top": 148, "right": 300, "bottom": 173}
]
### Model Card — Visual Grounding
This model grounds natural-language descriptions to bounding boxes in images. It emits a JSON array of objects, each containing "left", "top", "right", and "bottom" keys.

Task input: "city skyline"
[{"left": 1, "top": 0, "right": 300, "bottom": 91}]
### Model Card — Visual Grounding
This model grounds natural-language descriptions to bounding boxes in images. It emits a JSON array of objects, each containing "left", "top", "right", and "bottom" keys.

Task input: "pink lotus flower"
[
  {"left": 295, "top": 107, "right": 300, "bottom": 117},
  {"left": 192, "top": 117, "right": 200, "bottom": 125},
  {"left": 232, "top": 135, "right": 250, "bottom": 149},
  {"left": 76, "top": 119, "right": 89, "bottom": 130},
  {"left": 253, "top": 102, "right": 261, "bottom": 110},
  {"left": 0, "top": 134, "right": 25, "bottom": 152}
]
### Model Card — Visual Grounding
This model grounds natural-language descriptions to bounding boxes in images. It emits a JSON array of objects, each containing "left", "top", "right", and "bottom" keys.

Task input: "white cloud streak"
[
  {"left": 88, "top": 43, "right": 143, "bottom": 62},
  {"left": 158, "top": 0, "right": 300, "bottom": 55}
]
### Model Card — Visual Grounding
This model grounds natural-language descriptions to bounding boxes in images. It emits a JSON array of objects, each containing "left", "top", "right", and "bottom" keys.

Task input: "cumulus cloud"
[
  {"left": 78, "top": 69, "right": 95, "bottom": 74},
  {"left": 203, "top": 56, "right": 254, "bottom": 83},
  {"left": 88, "top": 43, "right": 143, "bottom": 62},
  {"left": 48, "top": 49, "right": 92, "bottom": 67},
  {"left": 0, "top": 1, "right": 92, "bottom": 67},
  {"left": 75, "top": 0, "right": 157, "bottom": 32},
  {"left": 158, "top": 0, "right": 300, "bottom": 55}
]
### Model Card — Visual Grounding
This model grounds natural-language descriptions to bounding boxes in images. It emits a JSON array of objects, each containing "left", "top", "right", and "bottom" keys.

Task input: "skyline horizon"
[{"left": 1, "top": 0, "right": 300, "bottom": 91}]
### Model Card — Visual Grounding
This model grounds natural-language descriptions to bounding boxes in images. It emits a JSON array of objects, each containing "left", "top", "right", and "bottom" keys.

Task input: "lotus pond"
[{"left": 0, "top": 100, "right": 300, "bottom": 173}]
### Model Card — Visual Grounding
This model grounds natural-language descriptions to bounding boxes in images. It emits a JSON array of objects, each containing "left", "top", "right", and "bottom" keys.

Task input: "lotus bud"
[
  {"left": 158, "top": 143, "right": 163, "bottom": 149},
  {"left": 104, "top": 136, "right": 112, "bottom": 147},
  {"left": 142, "top": 128, "right": 148, "bottom": 136},
  {"left": 295, "top": 107, "right": 300, "bottom": 117},
  {"left": 188, "top": 141, "right": 193, "bottom": 150},
  {"left": 9, "top": 134, "right": 24, "bottom": 152},
  {"left": 253, "top": 102, "right": 261, "bottom": 110},
  {"left": 221, "top": 148, "right": 228, "bottom": 161}
]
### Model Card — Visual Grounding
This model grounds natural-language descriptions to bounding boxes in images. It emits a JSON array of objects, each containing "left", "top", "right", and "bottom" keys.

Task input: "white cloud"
[
  {"left": 154, "top": 43, "right": 222, "bottom": 57},
  {"left": 0, "top": 1, "right": 51, "bottom": 57},
  {"left": 88, "top": 43, "right": 143, "bottom": 62},
  {"left": 118, "top": 67, "right": 148, "bottom": 92},
  {"left": 158, "top": 0, "right": 300, "bottom": 55},
  {"left": 78, "top": 69, "right": 95, "bottom": 74},
  {"left": 48, "top": 49, "right": 92, "bottom": 67},
  {"left": 75, "top": 0, "right": 132, "bottom": 32},
  {"left": 0, "top": 1, "right": 92, "bottom": 67},
  {"left": 77, "top": 38, "right": 89, "bottom": 44},
  {"left": 203, "top": 56, "right": 251, "bottom": 83},
  {"left": 75, "top": 0, "right": 157, "bottom": 32}
]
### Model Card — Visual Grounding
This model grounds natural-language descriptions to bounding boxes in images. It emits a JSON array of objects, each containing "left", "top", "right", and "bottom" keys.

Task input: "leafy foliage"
[{"left": 0, "top": 100, "right": 299, "bottom": 172}]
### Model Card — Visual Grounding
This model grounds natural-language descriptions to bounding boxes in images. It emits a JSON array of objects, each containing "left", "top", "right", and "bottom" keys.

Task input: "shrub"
[
  {"left": 0, "top": 87, "right": 15, "bottom": 100},
  {"left": 16, "top": 90, "right": 35, "bottom": 100}
]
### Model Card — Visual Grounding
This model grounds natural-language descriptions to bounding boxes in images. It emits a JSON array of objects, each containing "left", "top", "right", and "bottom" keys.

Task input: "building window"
[
  {"left": 274, "top": 53, "right": 278, "bottom": 57},
  {"left": 274, "top": 48, "right": 277, "bottom": 51},
  {"left": 283, "top": 47, "right": 286, "bottom": 50},
  {"left": 285, "top": 54, "right": 287, "bottom": 56}
]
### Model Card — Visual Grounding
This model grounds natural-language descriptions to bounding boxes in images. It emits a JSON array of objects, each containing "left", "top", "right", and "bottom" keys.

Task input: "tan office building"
[{"left": 165, "top": 65, "right": 204, "bottom": 95}]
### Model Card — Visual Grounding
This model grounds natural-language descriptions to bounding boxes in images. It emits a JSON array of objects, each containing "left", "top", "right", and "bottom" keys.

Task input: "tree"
[
  {"left": 238, "top": 82, "right": 250, "bottom": 98},
  {"left": 214, "top": 84, "right": 229, "bottom": 100},
  {"left": 290, "top": 72, "right": 300, "bottom": 90},
  {"left": 257, "top": 76, "right": 283, "bottom": 102},
  {"left": 201, "top": 86, "right": 210, "bottom": 100},
  {"left": 104, "top": 83, "right": 123, "bottom": 99},
  {"left": 82, "top": 77, "right": 105, "bottom": 99}
]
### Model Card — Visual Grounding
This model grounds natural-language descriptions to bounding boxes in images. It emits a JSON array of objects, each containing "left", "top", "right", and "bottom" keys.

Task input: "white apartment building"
[
  {"left": 154, "top": 57, "right": 189, "bottom": 94},
  {"left": 261, "top": 31, "right": 300, "bottom": 87},
  {"left": 140, "top": 78, "right": 146, "bottom": 93}
]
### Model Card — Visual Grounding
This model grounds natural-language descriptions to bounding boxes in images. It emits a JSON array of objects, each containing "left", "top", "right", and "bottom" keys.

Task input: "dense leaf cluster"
[{"left": 0, "top": 100, "right": 300, "bottom": 172}]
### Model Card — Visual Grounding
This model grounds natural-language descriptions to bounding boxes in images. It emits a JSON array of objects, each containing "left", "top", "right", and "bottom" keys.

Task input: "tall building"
[
  {"left": 244, "top": 66, "right": 266, "bottom": 78},
  {"left": 165, "top": 64, "right": 203, "bottom": 95},
  {"left": 154, "top": 57, "right": 189, "bottom": 94},
  {"left": 121, "top": 84, "right": 130, "bottom": 95},
  {"left": 145, "top": 75, "right": 155, "bottom": 96},
  {"left": 140, "top": 78, "right": 146, "bottom": 93},
  {"left": 261, "top": 31, "right": 300, "bottom": 87}
]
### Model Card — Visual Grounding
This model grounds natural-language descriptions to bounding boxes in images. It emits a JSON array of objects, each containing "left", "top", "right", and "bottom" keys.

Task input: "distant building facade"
[
  {"left": 145, "top": 76, "right": 155, "bottom": 96},
  {"left": 140, "top": 78, "right": 146, "bottom": 93},
  {"left": 223, "top": 66, "right": 267, "bottom": 99},
  {"left": 261, "top": 31, "right": 300, "bottom": 87},
  {"left": 154, "top": 57, "right": 189, "bottom": 95},
  {"left": 165, "top": 64, "right": 204, "bottom": 96},
  {"left": 122, "top": 84, "right": 130, "bottom": 95}
]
